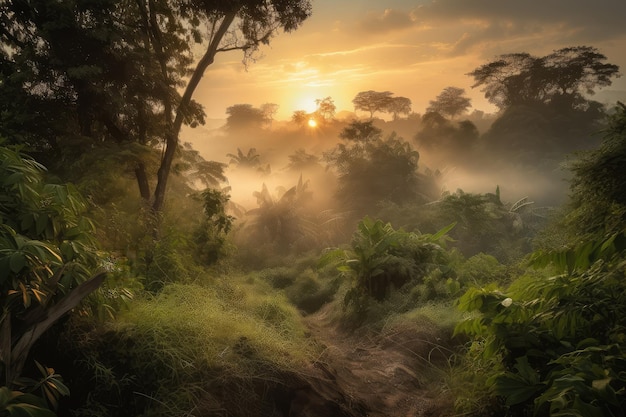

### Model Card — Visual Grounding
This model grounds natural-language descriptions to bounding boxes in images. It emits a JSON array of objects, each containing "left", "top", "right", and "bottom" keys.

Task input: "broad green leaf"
[
  {"left": 493, "top": 372, "right": 544, "bottom": 405},
  {"left": 9, "top": 252, "right": 26, "bottom": 273}
]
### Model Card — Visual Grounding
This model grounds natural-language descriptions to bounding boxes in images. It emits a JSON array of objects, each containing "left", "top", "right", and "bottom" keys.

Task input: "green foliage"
[
  {"left": 0, "top": 145, "right": 127, "bottom": 414},
  {"left": 0, "top": 145, "right": 98, "bottom": 328},
  {"left": 14, "top": 362, "right": 70, "bottom": 412},
  {"left": 455, "top": 242, "right": 626, "bottom": 416},
  {"left": 325, "top": 123, "right": 433, "bottom": 217},
  {"left": 0, "top": 386, "right": 56, "bottom": 417},
  {"left": 66, "top": 282, "right": 315, "bottom": 416},
  {"left": 284, "top": 268, "right": 339, "bottom": 314},
  {"left": 564, "top": 102, "right": 626, "bottom": 241},
  {"left": 378, "top": 189, "right": 543, "bottom": 262},
  {"left": 191, "top": 188, "right": 234, "bottom": 266},
  {"left": 320, "top": 217, "right": 454, "bottom": 317}
]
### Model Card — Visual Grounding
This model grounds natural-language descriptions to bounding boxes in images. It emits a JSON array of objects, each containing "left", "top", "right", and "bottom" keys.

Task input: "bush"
[{"left": 455, "top": 238, "right": 626, "bottom": 416}]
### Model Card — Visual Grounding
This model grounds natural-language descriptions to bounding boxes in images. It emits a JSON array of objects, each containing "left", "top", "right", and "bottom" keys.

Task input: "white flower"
[{"left": 501, "top": 297, "right": 513, "bottom": 307}]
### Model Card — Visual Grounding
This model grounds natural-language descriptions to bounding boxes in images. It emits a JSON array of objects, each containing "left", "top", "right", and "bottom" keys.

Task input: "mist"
[{"left": 183, "top": 103, "right": 580, "bottom": 217}]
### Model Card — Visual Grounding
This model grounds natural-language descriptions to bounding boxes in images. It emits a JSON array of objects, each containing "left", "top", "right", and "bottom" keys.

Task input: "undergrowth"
[{"left": 64, "top": 279, "right": 317, "bottom": 417}]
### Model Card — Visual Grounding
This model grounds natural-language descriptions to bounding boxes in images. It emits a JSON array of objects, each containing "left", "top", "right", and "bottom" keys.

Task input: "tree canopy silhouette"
[
  {"left": 468, "top": 46, "right": 620, "bottom": 111},
  {"left": 427, "top": 87, "right": 471, "bottom": 119}
]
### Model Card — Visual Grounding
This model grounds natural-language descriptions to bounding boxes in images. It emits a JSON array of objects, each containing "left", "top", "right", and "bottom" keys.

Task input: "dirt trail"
[{"left": 301, "top": 306, "right": 453, "bottom": 417}]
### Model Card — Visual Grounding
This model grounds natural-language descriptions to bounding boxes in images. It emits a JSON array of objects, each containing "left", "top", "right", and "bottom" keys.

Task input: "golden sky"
[{"left": 195, "top": 0, "right": 626, "bottom": 121}]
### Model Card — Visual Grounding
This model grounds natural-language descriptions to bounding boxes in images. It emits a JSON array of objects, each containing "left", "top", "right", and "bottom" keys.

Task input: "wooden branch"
[{"left": 7, "top": 272, "right": 106, "bottom": 387}]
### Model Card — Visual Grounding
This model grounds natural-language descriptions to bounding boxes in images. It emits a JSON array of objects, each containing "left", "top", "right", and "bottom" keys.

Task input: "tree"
[
  {"left": 225, "top": 104, "right": 266, "bottom": 130},
  {"left": 427, "top": 87, "right": 471, "bottom": 119},
  {"left": 314, "top": 96, "right": 336, "bottom": 122},
  {"left": 414, "top": 112, "right": 478, "bottom": 155},
  {"left": 468, "top": 46, "right": 620, "bottom": 111},
  {"left": 245, "top": 176, "right": 316, "bottom": 250},
  {"left": 0, "top": 0, "right": 312, "bottom": 216},
  {"left": 325, "top": 121, "right": 424, "bottom": 216},
  {"left": 292, "top": 110, "right": 310, "bottom": 126},
  {"left": 387, "top": 96, "right": 412, "bottom": 120},
  {"left": 338, "top": 120, "right": 382, "bottom": 142},
  {"left": 227, "top": 148, "right": 262, "bottom": 169},
  {"left": 260, "top": 102, "right": 279, "bottom": 126},
  {"left": 286, "top": 149, "right": 321, "bottom": 171},
  {"left": 352, "top": 90, "right": 394, "bottom": 119},
  {"left": 564, "top": 102, "right": 626, "bottom": 240},
  {"left": 319, "top": 217, "right": 452, "bottom": 313}
]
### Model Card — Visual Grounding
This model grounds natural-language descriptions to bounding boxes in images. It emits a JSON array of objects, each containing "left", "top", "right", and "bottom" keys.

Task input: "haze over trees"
[
  {"left": 0, "top": 0, "right": 312, "bottom": 214},
  {"left": 2, "top": 2, "right": 626, "bottom": 413},
  {"left": 352, "top": 90, "right": 412, "bottom": 120},
  {"left": 226, "top": 104, "right": 268, "bottom": 130},
  {"left": 427, "top": 87, "right": 472, "bottom": 119}
]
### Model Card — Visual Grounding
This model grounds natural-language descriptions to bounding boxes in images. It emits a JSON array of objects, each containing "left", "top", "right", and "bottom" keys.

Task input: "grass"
[
  {"left": 68, "top": 275, "right": 318, "bottom": 417},
  {"left": 116, "top": 280, "right": 316, "bottom": 374}
]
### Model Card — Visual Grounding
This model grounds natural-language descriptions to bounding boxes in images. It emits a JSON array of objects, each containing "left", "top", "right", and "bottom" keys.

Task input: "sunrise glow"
[{"left": 307, "top": 118, "right": 317, "bottom": 128}]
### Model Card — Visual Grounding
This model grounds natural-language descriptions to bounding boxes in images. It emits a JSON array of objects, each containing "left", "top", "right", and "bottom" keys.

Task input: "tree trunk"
[
  {"left": 151, "top": 10, "right": 238, "bottom": 213},
  {"left": 135, "top": 161, "right": 151, "bottom": 201}
]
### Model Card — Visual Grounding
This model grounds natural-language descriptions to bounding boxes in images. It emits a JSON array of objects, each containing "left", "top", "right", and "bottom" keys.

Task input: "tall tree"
[
  {"left": 292, "top": 110, "right": 310, "bottom": 126},
  {"left": 427, "top": 87, "right": 471, "bottom": 119},
  {"left": 325, "top": 121, "right": 424, "bottom": 216},
  {"left": 314, "top": 96, "right": 336, "bottom": 122},
  {"left": 225, "top": 104, "right": 266, "bottom": 130},
  {"left": 387, "top": 96, "right": 412, "bottom": 120},
  {"left": 260, "top": 102, "right": 279, "bottom": 126},
  {"left": 352, "top": 90, "right": 393, "bottom": 119},
  {"left": 0, "top": 0, "right": 312, "bottom": 215},
  {"left": 468, "top": 46, "right": 620, "bottom": 111}
]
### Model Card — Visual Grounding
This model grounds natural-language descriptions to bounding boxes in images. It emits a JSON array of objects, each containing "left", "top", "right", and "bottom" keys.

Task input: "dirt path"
[{"left": 302, "top": 306, "right": 453, "bottom": 417}]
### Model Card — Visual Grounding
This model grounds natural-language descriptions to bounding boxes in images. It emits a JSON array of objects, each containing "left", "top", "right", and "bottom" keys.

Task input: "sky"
[{"left": 194, "top": 0, "right": 626, "bottom": 122}]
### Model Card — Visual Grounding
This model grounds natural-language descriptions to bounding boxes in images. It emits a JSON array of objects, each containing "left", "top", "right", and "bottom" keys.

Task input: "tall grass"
[{"left": 69, "top": 279, "right": 317, "bottom": 416}]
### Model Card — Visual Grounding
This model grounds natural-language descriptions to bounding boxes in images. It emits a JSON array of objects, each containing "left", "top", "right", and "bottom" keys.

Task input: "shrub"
[
  {"left": 319, "top": 217, "right": 454, "bottom": 317},
  {"left": 455, "top": 237, "right": 626, "bottom": 416}
]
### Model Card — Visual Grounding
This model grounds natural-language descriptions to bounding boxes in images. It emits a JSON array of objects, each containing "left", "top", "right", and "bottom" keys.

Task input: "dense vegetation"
[{"left": 2, "top": 1, "right": 626, "bottom": 415}]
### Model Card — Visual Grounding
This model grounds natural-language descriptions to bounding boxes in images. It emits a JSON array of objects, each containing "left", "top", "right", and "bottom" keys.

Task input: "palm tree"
[
  {"left": 226, "top": 148, "right": 261, "bottom": 168},
  {"left": 245, "top": 175, "right": 317, "bottom": 250}
]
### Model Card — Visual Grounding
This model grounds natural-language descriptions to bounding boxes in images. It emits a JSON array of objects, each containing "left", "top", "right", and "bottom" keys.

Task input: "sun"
[{"left": 307, "top": 118, "right": 317, "bottom": 128}]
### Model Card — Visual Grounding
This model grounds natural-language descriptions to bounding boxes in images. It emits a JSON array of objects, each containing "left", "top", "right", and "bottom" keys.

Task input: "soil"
[{"left": 277, "top": 305, "right": 456, "bottom": 417}]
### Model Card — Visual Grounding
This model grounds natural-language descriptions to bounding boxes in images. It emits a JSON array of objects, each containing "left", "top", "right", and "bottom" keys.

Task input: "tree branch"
[{"left": 8, "top": 272, "right": 106, "bottom": 387}]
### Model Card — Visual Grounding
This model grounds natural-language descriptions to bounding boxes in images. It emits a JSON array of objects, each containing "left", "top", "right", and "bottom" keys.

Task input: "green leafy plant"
[
  {"left": 455, "top": 237, "right": 626, "bottom": 416},
  {"left": 0, "top": 386, "right": 55, "bottom": 417},
  {"left": 320, "top": 217, "right": 454, "bottom": 315},
  {"left": 0, "top": 145, "right": 109, "bottom": 414}
]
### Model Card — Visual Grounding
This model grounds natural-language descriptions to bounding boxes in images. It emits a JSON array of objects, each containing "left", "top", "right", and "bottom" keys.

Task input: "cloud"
[
  {"left": 356, "top": 9, "right": 415, "bottom": 34},
  {"left": 410, "top": 0, "right": 626, "bottom": 48}
]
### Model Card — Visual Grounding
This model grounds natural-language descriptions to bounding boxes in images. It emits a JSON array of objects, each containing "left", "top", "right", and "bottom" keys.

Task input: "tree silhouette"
[
  {"left": 352, "top": 90, "right": 394, "bottom": 119},
  {"left": 427, "top": 87, "right": 471, "bottom": 119},
  {"left": 292, "top": 110, "right": 310, "bottom": 126},
  {"left": 468, "top": 46, "right": 620, "bottom": 111},
  {"left": 245, "top": 176, "right": 316, "bottom": 249},
  {"left": 325, "top": 121, "right": 424, "bottom": 216},
  {"left": 286, "top": 149, "right": 322, "bottom": 172},
  {"left": 227, "top": 148, "right": 262, "bottom": 168},
  {"left": 260, "top": 103, "right": 279, "bottom": 126},
  {"left": 315, "top": 96, "right": 336, "bottom": 122},
  {"left": 226, "top": 104, "right": 266, "bottom": 130},
  {"left": 387, "top": 96, "right": 413, "bottom": 120}
]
